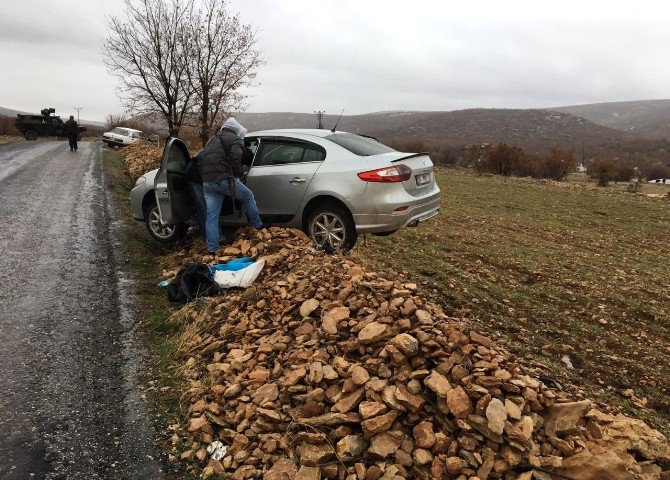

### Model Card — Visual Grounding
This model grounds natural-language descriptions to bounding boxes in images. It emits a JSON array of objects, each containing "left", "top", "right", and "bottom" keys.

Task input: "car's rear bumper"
[{"left": 351, "top": 186, "right": 441, "bottom": 234}]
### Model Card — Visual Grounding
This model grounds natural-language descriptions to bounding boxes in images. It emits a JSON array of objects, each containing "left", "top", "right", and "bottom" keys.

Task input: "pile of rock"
[
  {"left": 121, "top": 140, "right": 161, "bottom": 182},
  {"left": 171, "top": 228, "right": 670, "bottom": 479}
]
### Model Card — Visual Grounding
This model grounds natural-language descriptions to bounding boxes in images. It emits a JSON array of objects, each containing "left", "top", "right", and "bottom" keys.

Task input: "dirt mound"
[
  {"left": 168, "top": 228, "right": 670, "bottom": 479},
  {"left": 120, "top": 140, "right": 161, "bottom": 182}
]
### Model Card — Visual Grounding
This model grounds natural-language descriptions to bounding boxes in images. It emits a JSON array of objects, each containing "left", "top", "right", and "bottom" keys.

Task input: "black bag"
[{"left": 167, "top": 263, "right": 221, "bottom": 304}]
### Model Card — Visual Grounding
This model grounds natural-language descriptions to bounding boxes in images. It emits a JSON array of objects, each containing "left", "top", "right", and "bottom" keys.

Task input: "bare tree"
[
  {"left": 105, "top": 113, "right": 129, "bottom": 130},
  {"left": 104, "top": 0, "right": 194, "bottom": 136},
  {"left": 183, "top": 0, "right": 262, "bottom": 146}
]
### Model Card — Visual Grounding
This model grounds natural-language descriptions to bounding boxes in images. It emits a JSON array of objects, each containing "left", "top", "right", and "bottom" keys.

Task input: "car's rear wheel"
[
  {"left": 24, "top": 130, "right": 38, "bottom": 141},
  {"left": 306, "top": 204, "right": 357, "bottom": 251},
  {"left": 144, "top": 201, "right": 187, "bottom": 243}
]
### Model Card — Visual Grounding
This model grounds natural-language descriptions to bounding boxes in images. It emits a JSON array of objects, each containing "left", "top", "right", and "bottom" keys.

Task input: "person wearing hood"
[{"left": 200, "top": 117, "right": 263, "bottom": 254}]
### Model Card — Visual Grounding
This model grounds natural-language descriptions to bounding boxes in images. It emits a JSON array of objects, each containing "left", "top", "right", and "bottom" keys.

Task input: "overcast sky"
[{"left": 1, "top": 0, "right": 669, "bottom": 121}]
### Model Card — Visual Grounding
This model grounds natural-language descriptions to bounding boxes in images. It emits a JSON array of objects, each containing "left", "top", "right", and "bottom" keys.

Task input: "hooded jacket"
[{"left": 199, "top": 118, "right": 247, "bottom": 182}]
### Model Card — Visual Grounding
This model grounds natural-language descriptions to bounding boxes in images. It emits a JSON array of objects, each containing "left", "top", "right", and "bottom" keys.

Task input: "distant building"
[{"left": 576, "top": 163, "right": 587, "bottom": 173}]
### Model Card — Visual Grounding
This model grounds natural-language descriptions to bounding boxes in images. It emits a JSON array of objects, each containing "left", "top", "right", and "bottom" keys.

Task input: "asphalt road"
[{"left": 0, "top": 141, "right": 161, "bottom": 479}]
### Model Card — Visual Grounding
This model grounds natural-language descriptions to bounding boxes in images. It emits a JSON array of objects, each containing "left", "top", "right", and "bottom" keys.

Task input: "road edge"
[{"left": 101, "top": 144, "right": 200, "bottom": 479}]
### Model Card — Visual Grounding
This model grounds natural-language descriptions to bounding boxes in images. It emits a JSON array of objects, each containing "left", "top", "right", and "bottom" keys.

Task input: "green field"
[{"left": 361, "top": 170, "right": 670, "bottom": 435}]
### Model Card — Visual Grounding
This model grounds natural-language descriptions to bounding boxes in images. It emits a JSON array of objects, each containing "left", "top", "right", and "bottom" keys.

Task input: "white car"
[{"left": 102, "top": 127, "right": 144, "bottom": 147}]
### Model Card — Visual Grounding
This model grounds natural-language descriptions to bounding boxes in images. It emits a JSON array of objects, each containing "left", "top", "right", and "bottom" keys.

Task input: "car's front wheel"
[
  {"left": 144, "top": 201, "right": 187, "bottom": 243},
  {"left": 306, "top": 203, "right": 357, "bottom": 251}
]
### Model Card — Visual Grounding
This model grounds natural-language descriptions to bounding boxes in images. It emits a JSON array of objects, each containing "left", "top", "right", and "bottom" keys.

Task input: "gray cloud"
[{"left": 1, "top": 0, "right": 669, "bottom": 121}]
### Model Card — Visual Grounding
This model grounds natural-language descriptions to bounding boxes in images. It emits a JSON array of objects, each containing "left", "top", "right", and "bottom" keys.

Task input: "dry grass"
[
  {"left": 358, "top": 169, "right": 670, "bottom": 436},
  {"left": 0, "top": 135, "right": 23, "bottom": 146}
]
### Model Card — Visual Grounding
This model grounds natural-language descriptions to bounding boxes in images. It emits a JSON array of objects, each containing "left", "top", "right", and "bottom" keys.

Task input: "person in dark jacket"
[
  {"left": 65, "top": 116, "right": 79, "bottom": 151},
  {"left": 200, "top": 118, "right": 262, "bottom": 254}
]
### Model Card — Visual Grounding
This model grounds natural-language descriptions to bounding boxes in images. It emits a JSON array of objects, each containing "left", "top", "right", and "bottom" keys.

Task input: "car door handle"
[{"left": 289, "top": 177, "right": 305, "bottom": 184}]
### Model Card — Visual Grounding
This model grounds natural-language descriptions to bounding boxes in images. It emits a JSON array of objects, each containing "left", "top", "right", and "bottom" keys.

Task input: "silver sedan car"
[{"left": 129, "top": 129, "right": 440, "bottom": 249}]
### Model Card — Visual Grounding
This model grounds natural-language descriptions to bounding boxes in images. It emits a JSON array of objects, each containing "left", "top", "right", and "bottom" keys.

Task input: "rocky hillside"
[{"left": 552, "top": 100, "right": 670, "bottom": 139}]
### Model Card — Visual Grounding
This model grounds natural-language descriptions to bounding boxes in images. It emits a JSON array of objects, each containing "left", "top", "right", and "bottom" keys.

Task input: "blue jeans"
[{"left": 203, "top": 178, "right": 262, "bottom": 252}]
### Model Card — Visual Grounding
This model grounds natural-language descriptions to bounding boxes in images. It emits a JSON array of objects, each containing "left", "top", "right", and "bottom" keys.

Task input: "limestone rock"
[
  {"left": 445, "top": 456, "right": 466, "bottom": 475},
  {"left": 446, "top": 386, "right": 472, "bottom": 418},
  {"left": 413, "top": 421, "right": 435, "bottom": 449},
  {"left": 264, "top": 457, "right": 297, "bottom": 480},
  {"left": 543, "top": 400, "right": 592, "bottom": 436},
  {"left": 359, "top": 401, "right": 387, "bottom": 419},
  {"left": 368, "top": 432, "right": 401, "bottom": 458},
  {"left": 350, "top": 365, "right": 370, "bottom": 385},
  {"left": 505, "top": 398, "right": 522, "bottom": 420},
  {"left": 412, "top": 448, "right": 433, "bottom": 465},
  {"left": 424, "top": 370, "right": 451, "bottom": 397},
  {"left": 297, "top": 443, "right": 334, "bottom": 467},
  {"left": 557, "top": 443, "right": 635, "bottom": 480},
  {"left": 486, "top": 398, "right": 508, "bottom": 435},
  {"left": 389, "top": 333, "right": 419, "bottom": 356},
  {"left": 300, "top": 298, "right": 320, "bottom": 318},
  {"left": 295, "top": 466, "right": 321, "bottom": 480},
  {"left": 362, "top": 411, "right": 398, "bottom": 437},
  {"left": 336, "top": 435, "right": 366, "bottom": 460},
  {"left": 357, "top": 322, "right": 389, "bottom": 344}
]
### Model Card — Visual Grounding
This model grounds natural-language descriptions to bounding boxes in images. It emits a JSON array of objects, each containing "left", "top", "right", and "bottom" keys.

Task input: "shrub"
[
  {"left": 587, "top": 158, "right": 619, "bottom": 186},
  {"left": 614, "top": 163, "right": 636, "bottom": 182},
  {"left": 486, "top": 143, "right": 527, "bottom": 176},
  {"left": 538, "top": 148, "right": 578, "bottom": 181},
  {"left": 465, "top": 144, "right": 575, "bottom": 181}
]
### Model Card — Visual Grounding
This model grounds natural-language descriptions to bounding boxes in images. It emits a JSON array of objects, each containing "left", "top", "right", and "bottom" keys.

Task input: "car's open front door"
[{"left": 154, "top": 138, "right": 193, "bottom": 225}]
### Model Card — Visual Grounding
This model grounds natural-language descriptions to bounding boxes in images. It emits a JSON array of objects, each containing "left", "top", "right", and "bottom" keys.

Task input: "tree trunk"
[{"left": 199, "top": 90, "right": 211, "bottom": 147}]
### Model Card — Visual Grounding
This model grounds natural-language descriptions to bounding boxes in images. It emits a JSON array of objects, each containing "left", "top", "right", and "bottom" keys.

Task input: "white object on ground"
[
  {"left": 206, "top": 440, "right": 227, "bottom": 461},
  {"left": 213, "top": 259, "right": 265, "bottom": 288},
  {"left": 561, "top": 355, "right": 574, "bottom": 369}
]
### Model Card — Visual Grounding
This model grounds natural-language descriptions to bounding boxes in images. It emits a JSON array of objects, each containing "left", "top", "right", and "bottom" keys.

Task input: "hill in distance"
[
  {"left": 551, "top": 99, "right": 670, "bottom": 139},
  {"left": 5, "top": 99, "right": 670, "bottom": 153},
  {"left": 238, "top": 109, "right": 625, "bottom": 153}
]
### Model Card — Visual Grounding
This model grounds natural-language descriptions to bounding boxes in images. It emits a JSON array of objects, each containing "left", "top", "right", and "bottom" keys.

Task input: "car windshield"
[
  {"left": 325, "top": 133, "right": 395, "bottom": 156},
  {"left": 112, "top": 127, "right": 129, "bottom": 135}
]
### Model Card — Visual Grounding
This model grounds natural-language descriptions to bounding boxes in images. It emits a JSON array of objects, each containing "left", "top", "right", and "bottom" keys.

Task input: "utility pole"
[
  {"left": 314, "top": 110, "right": 325, "bottom": 129},
  {"left": 73, "top": 106, "right": 83, "bottom": 123}
]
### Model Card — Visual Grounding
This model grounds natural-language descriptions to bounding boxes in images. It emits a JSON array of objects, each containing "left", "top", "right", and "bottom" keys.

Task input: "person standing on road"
[
  {"left": 200, "top": 118, "right": 262, "bottom": 254},
  {"left": 65, "top": 115, "right": 78, "bottom": 152}
]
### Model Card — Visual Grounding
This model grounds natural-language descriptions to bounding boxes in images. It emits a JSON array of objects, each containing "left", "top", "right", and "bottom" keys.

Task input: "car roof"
[
  {"left": 247, "top": 128, "right": 346, "bottom": 138},
  {"left": 114, "top": 127, "right": 142, "bottom": 133}
]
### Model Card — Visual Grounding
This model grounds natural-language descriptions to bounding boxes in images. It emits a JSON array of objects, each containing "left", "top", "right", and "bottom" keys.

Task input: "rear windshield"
[{"left": 325, "top": 133, "right": 395, "bottom": 156}]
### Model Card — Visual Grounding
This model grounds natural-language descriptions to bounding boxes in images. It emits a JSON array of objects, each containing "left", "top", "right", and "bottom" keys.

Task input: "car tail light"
[{"left": 358, "top": 164, "right": 412, "bottom": 183}]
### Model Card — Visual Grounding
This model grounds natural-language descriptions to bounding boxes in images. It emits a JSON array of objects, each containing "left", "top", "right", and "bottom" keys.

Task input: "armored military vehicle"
[{"left": 15, "top": 108, "right": 87, "bottom": 141}]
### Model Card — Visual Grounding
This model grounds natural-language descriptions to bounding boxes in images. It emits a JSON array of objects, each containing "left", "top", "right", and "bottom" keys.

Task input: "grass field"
[{"left": 360, "top": 170, "right": 670, "bottom": 435}]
